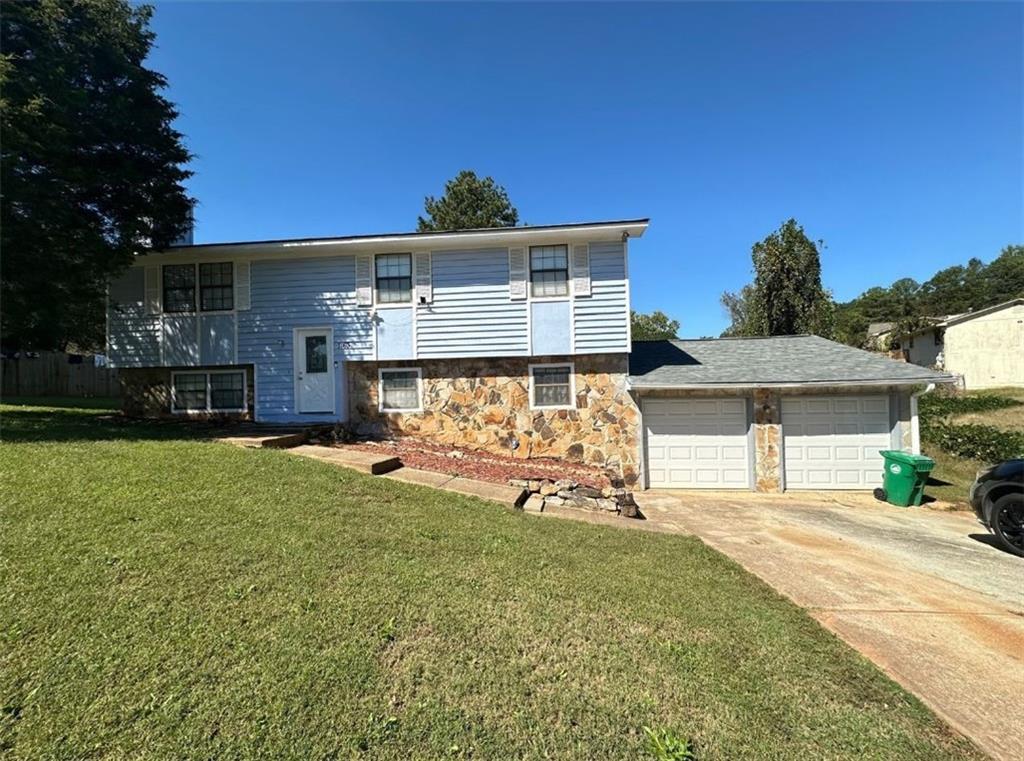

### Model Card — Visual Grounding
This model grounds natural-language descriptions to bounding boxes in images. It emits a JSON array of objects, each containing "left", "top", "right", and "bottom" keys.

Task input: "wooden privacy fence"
[{"left": 1, "top": 352, "right": 120, "bottom": 398}]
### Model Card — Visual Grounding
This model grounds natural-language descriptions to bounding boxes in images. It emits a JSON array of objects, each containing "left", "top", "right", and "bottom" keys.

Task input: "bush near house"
[{"left": 919, "top": 389, "right": 1024, "bottom": 504}]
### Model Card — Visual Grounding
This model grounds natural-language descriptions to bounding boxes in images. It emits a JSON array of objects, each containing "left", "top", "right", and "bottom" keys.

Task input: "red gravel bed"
[{"left": 331, "top": 437, "right": 610, "bottom": 489}]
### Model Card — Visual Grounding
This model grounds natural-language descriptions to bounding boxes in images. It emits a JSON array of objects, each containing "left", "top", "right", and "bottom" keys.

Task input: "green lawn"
[{"left": 0, "top": 401, "right": 980, "bottom": 759}]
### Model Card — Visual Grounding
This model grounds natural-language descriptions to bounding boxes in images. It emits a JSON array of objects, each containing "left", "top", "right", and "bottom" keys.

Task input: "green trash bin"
[{"left": 877, "top": 450, "right": 935, "bottom": 507}]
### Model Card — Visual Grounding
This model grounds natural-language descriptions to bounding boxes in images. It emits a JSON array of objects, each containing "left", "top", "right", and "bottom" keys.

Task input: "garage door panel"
[
  {"left": 782, "top": 395, "right": 890, "bottom": 490},
  {"left": 644, "top": 397, "right": 751, "bottom": 489}
]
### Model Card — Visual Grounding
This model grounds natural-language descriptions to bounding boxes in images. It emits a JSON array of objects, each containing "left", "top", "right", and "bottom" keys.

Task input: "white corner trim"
[
  {"left": 528, "top": 361, "right": 577, "bottom": 410},
  {"left": 378, "top": 366, "right": 423, "bottom": 413}
]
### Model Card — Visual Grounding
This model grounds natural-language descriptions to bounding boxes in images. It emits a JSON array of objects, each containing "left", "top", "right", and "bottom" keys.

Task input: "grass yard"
[
  {"left": 0, "top": 401, "right": 981, "bottom": 760},
  {"left": 921, "top": 386, "right": 1024, "bottom": 507}
]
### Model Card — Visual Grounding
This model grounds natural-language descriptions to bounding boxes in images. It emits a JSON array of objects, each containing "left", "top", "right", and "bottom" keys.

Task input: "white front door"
[
  {"left": 781, "top": 395, "right": 891, "bottom": 489},
  {"left": 295, "top": 328, "right": 334, "bottom": 414},
  {"left": 643, "top": 397, "right": 751, "bottom": 489}
]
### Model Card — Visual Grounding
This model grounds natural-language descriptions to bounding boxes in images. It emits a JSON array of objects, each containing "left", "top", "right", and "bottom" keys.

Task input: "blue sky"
[{"left": 147, "top": 1, "right": 1022, "bottom": 337}]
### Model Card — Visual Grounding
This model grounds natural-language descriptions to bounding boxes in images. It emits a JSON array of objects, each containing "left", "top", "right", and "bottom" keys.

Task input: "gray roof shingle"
[{"left": 629, "top": 335, "right": 954, "bottom": 387}]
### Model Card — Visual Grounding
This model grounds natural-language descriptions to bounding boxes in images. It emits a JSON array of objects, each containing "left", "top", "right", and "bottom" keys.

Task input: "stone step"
[{"left": 287, "top": 445, "right": 402, "bottom": 475}]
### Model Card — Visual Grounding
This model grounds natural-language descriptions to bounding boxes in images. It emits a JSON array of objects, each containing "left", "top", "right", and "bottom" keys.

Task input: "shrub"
[
  {"left": 922, "top": 421, "right": 1024, "bottom": 463},
  {"left": 918, "top": 393, "right": 1022, "bottom": 418}
]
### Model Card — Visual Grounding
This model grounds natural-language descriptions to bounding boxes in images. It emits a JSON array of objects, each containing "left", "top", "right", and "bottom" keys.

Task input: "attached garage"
[
  {"left": 629, "top": 335, "right": 955, "bottom": 493},
  {"left": 643, "top": 397, "right": 750, "bottom": 488},
  {"left": 781, "top": 395, "right": 891, "bottom": 490}
]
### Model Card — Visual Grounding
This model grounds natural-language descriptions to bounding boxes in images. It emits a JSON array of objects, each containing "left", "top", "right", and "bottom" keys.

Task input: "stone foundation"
[
  {"left": 119, "top": 365, "right": 254, "bottom": 419},
  {"left": 347, "top": 354, "right": 640, "bottom": 485}
]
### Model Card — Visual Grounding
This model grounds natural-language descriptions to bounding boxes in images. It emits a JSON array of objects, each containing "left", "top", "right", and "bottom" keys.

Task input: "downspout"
[{"left": 910, "top": 383, "right": 936, "bottom": 455}]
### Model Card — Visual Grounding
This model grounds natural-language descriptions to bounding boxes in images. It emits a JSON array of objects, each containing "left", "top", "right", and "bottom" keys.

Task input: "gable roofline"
[
  {"left": 940, "top": 297, "right": 1024, "bottom": 327},
  {"left": 135, "top": 218, "right": 650, "bottom": 263}
]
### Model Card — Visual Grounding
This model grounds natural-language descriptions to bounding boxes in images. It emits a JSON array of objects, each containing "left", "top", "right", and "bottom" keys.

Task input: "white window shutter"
[
  {"left": 414, "top": 252, "right": 432, "bottom": 304},
  {"left": 572, "top": 244, "right": 591, "bottom": 297},
  {"left": 509, "top": 247, "right": 527, "bottom": 300},
  {"left": 356, "top": 254, "right": 373, "bottom": 306},
  {"left": 144, "top": 265, "right": 160, "bottom": 314},
  {"left": 235, "top": 261, "right": 251, "bottom": 311}
]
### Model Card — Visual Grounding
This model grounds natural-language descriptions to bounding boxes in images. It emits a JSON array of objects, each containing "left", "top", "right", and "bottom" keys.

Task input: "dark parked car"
[{"left": 970, "top": 459, "right": 1024, "bottom": 557}]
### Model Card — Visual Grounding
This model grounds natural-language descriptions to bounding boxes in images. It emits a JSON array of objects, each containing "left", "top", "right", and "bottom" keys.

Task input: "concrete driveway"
[{"left": 632, "top": 490, "right": 1024, "bottom": 761}]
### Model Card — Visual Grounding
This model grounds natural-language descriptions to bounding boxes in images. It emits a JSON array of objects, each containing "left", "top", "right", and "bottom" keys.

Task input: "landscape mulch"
[{"left": 331, "top": 437, "right": 610, "bottom": 489}]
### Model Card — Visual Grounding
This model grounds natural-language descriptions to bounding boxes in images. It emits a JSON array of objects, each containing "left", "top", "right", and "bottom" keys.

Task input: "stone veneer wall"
[
  {"left": 119, "top": 365, "right": 254, "bottom": 419},
  {"left": 348, "top": 354, "right": 641, "bottom": 485}
]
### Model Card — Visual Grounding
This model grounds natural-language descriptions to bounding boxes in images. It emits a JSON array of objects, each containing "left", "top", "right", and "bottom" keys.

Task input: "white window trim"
[
  {"left": 162, "top": 261, "right": 238, "bottom": 315},
  {"left": 528, "top": 362, "right": 576, "bottom": 410},
  {"left": 528, "top": 243, "right": 571, "bottom": 302},
  {"left": 171, "top": 369, "right": 247, "bottom": 414},
  {"left": 373, "top": 252, "right": 415, "bottom": 309},
  {"left": 378, "top": 367, "right": 423, "bottom": 413}
]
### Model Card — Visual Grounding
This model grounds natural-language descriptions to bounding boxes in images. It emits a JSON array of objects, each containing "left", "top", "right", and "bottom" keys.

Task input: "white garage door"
[
  {"left": 782, "top": 395, "right": 891, "bottom": 490},
  {"left": 643, "top": 398, "right": 750, "bottom": 488}
]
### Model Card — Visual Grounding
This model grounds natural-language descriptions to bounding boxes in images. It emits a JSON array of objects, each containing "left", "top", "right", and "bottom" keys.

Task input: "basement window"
[
  {"left": 530, "top": 363, "right": 575, "bottom": 409},
  {"left": 379, "top": 368, "right": 422, "bottom": 412},
  {"left": 172, "top": 370, "right": 246, "bottom": 413}
]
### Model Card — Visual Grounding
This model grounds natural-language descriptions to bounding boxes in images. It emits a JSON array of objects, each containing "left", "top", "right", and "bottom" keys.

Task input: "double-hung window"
[
  {"left": 163, "top": 262, "right": 234, "bottom": 313},
  {"left": 375, "top": 254, "right": 412, "bottom": 304},
  {"left": 171, "top": 370, "right": 246, "bottom": 413},
  {"left": 379, "top": 368, "right": 421, "bottom": 412},
  {"left": 163, "top": 264, "right": 196, "bottom": 313},
  {"left": 529, "top": 245, "right": 569, "bottom": 298},
  {"left": 530, "top": 364, "right": 574, "bottom": 409},
  {"left": 200, "top": 262, "right": 233, "bottom": 311}
]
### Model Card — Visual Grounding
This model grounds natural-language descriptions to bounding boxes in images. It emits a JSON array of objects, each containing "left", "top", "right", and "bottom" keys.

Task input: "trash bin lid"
[{"left": 879, "top": 450, "right": 936, "bottom": 469}]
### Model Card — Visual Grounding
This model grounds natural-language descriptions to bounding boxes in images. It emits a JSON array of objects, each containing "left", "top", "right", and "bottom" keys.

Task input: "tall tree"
[
  {"left": 721, "top": 219, "right": 834, "bottom": 337},
  {"left": 1, "top": 0, "right": 193, "bottom": 351},
  {"left": 631, "top": 310, "right": 680, "bottom": 340},
  {"left": 417, "top": 170, "right": 519, "bottom": 231}
]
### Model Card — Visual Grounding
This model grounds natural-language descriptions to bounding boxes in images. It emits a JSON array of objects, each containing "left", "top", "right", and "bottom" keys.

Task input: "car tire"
[{"left": 989, "top": 493, "right": 1024, "bottom": 558}]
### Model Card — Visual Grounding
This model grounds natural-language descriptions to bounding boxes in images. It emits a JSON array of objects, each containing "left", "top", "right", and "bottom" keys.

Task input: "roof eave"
[{"left": 627, "top": 376, "right": 957, "bottom": 391}]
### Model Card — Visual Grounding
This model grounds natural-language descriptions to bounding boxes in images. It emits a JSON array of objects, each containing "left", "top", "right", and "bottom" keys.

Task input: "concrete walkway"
[{"left": 628, "top": 490, "right": 1024, "bottom": 761}]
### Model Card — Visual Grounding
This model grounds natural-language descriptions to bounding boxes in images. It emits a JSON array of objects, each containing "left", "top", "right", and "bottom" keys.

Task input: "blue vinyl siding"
[
  {"left": 200, "top": 314, "right": 236, "bottom": 365},
  {"left": 416, "top": 248, "right": 528, "bottom": 358},
  {"left": 107, "top": 268, "right": 160, "bottom": 367},
  {"left": 574, "top": 242, "right": 628, "bottom": 353},
  {"left": 237, "top": 256, "right": 371, "bottom": 422},
  {"left": 531, "top": 301, "right": 571, "bottom": 355},
  {"left": 376, "top": 307, "right": 414, "bottom": 360}
]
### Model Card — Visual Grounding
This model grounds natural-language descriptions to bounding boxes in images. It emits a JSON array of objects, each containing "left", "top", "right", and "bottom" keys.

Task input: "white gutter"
[
  {"left": 910, "top": 383, "right": 936, "bottom": 455},
  {"left": 629, "top": 377, "right": 956, "bottom": 391}
]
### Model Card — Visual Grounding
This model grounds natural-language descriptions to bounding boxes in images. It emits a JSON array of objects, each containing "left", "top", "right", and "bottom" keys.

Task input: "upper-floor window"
[
  {"left": 163, "top": 264, "right": 196, "bottom": 313},
  {"left": 200, "top": 262, "right": 233, "bottom": 311},
  {"left": 163, "top": 262, "right": 234, "bottom": 313},
  {"left": 530, "top": 245, "right": 568, "bottom": 298},
  {"left": 376, "top": 254, "right": 412, "bottom": 304}
]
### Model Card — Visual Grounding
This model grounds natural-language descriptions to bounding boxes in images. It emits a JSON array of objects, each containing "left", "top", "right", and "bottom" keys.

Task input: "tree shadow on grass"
[{"left": 0, "top": 401, "right": 220, "bottom": 444}]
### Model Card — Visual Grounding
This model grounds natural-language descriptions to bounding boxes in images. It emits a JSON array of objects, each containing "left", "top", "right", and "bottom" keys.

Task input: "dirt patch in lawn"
[{"left": 324, "top": 436, "right": 612, "bottom": 489}]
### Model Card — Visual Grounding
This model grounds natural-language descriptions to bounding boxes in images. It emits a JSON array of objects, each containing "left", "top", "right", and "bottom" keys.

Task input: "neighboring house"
[
  {"left": 896, "top": 299, "right": 1024, "bottom": 389},
  {"left": 865, "top": 321, "right": 895, "bottom": 350},
  {"left": 107, "top": 217, "right": 952, "bottom": 491}
]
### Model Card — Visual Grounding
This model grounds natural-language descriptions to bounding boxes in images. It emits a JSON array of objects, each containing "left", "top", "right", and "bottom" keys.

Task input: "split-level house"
[{"left": 107, "top": 218, "right": 952, "bottom": 491}]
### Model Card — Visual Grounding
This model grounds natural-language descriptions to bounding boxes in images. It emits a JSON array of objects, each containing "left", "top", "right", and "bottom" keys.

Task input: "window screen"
[
  {"left": 380, "top": 369, "right": 420, "bottom": 411},
  {"left": 163, "top": 264, "right": 195, "bottom": 313},
  {"left": 532, "top": 365, "right": 572, "bottom": 407},
  {"left": 376, "top": 254, "right": 412, "bottom": 304},
  {"left": 173, "top": 373, "right": 207, "bottom": 411},
  {"left": 200, "top": 262, "right": 233, "bottom": 311},
  {"left": 530, "top": 245, "right": 569, "bottom": 297},
  {"left": 210, "top": 372, "right": 244, "bottom": 410}
]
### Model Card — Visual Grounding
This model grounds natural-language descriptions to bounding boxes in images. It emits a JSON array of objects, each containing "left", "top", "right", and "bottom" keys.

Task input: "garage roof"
[{"left": 629, "top": 335, "right": 955, "bottom": 388}]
